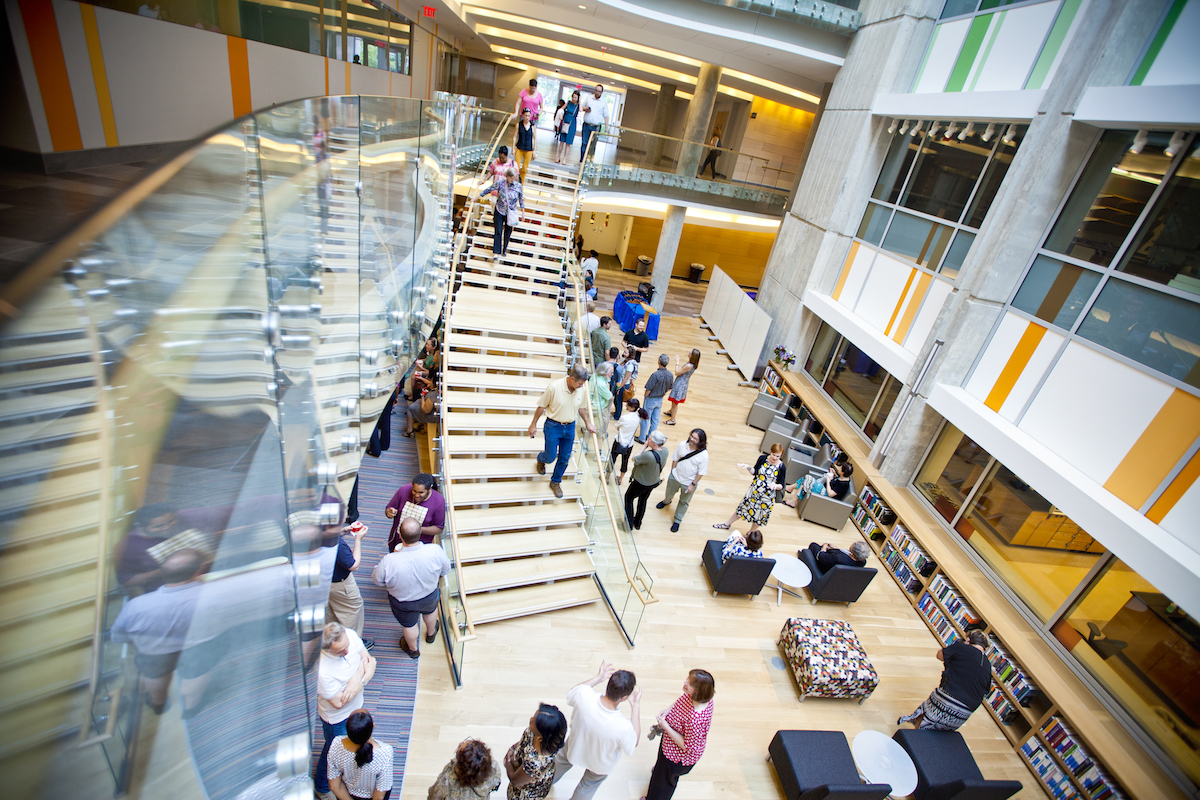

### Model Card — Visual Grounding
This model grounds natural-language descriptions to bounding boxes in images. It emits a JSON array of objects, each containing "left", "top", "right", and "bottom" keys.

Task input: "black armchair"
[
  {"left": 769, "top": 730, "right": 892, "bottom": 800},
  {"left": 798, "top": 547, "right": 877, "bottom": 606},
  {"left": 702, "top": 539, "right": 776, "bottom": 598},
  {"left": 892, "top": 729, "right": 1022, "bottom": 800}
]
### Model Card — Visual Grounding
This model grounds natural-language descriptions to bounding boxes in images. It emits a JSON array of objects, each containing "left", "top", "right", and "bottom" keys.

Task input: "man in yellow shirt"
[{"left": 528, "top": 364, "right": 598, "bottom": 497}]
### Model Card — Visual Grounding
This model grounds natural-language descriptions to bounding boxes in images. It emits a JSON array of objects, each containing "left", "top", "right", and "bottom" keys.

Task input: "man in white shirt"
[
  {"left": 656, "top": 427, "right": 709, "bottom": 532},
  {"left": 580, "top": 84, "right": 607, "bottom": 159},
  {"left": 581, "top": 250, "right": 600, "bottom": 275},
  {"left": 584, "top": 300, "right": 602, "bottom": 334},
  {"left": 552, "top": 660, "right": 641, "bottom": 800},
  {"left": 372, "top": 518, "right": 451, "bottom": 658},
  {"left": 315, "top": 621, "right": 376, "bottom": 800}
]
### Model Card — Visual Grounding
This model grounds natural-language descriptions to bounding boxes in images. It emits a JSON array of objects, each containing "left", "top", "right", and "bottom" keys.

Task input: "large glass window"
[
  {"left": 805, "top": 322, "right": 902, "bottom": 441},
  {"left": 1011, "top": 256, "right": 1102, "bottom": 328},
  {"left": 873, "top": 122, "right": 923, "bottom": 204},
  {"left": 1116, "top": 158, "right": 1200, "bottom": 293},
  {"left": 915, "top": 424, "right": 1105, "bottom": 622},
  {"left": 901, "top": 131, "right": 994, "bottom": 222},
  {"left": 882, "top": 210, "right": 954, "bottom": 269},
  {"left": 1057, "top": 559, "right": 1200, "bottom": 787}
]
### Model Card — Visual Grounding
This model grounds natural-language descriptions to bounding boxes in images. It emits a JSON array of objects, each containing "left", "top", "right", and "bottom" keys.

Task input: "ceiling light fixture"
[
  {"left": 980, "top": 123, "right": 996, "bottom": 143},
  {"left": 944, "top": 122, "right": 959, "bottom": 140},
  {"left": 887, "top": 119, "right": 898, "bottom": 135},
  {"left": 1002, "top": 124, "right": 1018, "bottom": 146},
  {"left": 958, "top": 122, "right": 975, "bottom": 141},
  {"left": 1129, "top": 129, "right": 1148, "bottom": 155},
  {"left": 928, "top": 122, "right": 942, "bottom": 139},
  {"left": 898, "top": 119, "right": 910, "bottom": 135},
  {"left": 1165, "top": 130, "right": 1186, "bottom": 158}
]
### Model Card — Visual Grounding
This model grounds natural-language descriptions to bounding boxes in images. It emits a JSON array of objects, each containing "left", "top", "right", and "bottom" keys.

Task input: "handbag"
[
  {"left": 507, "top": 206, "right": 521, "bottom": 227},
  {"left": 622, "top": 383, "right": 636, "bottom": 402}
]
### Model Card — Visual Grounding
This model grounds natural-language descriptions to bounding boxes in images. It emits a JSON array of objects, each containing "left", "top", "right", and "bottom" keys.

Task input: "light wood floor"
[{"left": 402, "top": 313, "right": 1036, "bottom": 799}]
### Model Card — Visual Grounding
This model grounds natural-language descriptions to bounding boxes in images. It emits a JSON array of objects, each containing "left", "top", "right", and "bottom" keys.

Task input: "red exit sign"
[{"left": 422, "top": 6, "right": 435, "bottom": 17}]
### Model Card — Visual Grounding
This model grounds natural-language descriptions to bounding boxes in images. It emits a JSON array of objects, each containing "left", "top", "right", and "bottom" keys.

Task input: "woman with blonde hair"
[{"left": 663, "top": 350, "right": 699, "bottom": 426}]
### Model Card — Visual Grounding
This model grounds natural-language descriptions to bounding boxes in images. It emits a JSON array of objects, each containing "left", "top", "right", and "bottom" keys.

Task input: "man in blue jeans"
[
  {"left": 528, "top": 364, "right": 597, "bottom": 498},
  {"left": 638, "top": 354, "right": 674, "bottom": 443},
  {"left": 580, "top": 84, "right": 606, "bottom": 160},
  {"left": 315, "top": 621, "right": 376, "bottom": 800}
]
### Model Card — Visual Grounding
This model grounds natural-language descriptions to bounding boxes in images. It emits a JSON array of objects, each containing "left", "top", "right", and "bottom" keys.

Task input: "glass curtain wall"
[
  {"left": 804, "top": 321, "right": 901, "bottom": 440},
  {"left": 912, "top": 423, "right": 1200, "bottom": 786},
  {"left": 1007, "top": 129, "right": 1200, "bottom": 389},
  {"left": 0, "top": 95, "right": 447, "bottom": 800}
]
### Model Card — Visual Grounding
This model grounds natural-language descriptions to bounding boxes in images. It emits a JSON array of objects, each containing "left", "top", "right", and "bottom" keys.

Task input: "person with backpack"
[{"left": 624, "top": 431, "right": 667, "bottom": 530}]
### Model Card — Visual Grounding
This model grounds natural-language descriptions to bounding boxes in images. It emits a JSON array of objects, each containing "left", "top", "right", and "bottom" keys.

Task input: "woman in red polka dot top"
[{"left": 642, "top": 668, "right": 715, "bottom": 800}]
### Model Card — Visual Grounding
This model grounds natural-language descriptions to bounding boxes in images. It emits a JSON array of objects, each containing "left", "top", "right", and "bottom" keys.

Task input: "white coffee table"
[
  {"left": 852, "top": 729, "right": 918, "bottom": 797},
  {"left": 768, "top": 553, "right": 812, "bottom": 607}
]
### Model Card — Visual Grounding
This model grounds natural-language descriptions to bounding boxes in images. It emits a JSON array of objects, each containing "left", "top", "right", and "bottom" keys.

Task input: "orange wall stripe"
[
  {"left": 1106, "top": 389, "right": 1200, "bottom": 510},
  {"left": 226, "top": 37, "right": 252, "bottom": 117},
  {"left": 79, "top": 4, "right": 117, "bottom": 147},
  {"left": 892, "top": 272, "right": 933, "bottom": 344},
  {"left": 984, "top": 321, "right": 1046, "bottom": 412},
  {"left": 1147, "top": 449, "right": 1200, "bottom": 524},
  {"left": 17, "top": 0, "right": 83, "bottom": 151},
  {"left": 884, "top": 268, "right": 918, "bottom": 336},
  {"left": 831, "top": 242, "right": 858, "bottom": 302}
]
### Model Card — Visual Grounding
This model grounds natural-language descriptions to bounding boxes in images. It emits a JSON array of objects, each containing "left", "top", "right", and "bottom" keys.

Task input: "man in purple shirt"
[{"left": 385, "top": 473, "right": 446, "bottom": 550}]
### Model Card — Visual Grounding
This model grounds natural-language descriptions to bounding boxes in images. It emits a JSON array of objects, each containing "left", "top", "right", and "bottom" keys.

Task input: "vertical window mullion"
[{"left": 950, "top": 456, "right": 995, "bottom": 528}]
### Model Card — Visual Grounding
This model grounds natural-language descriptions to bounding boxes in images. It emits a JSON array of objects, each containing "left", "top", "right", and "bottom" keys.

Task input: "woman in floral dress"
[
  {"left": 713, "top": 443, "right": 786, "bottom": 534},
  {"left": 504, "top": 703, "right": 567, "bottom": 800}
]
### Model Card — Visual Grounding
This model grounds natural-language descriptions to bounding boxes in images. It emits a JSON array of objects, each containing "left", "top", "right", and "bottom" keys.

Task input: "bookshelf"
[{"left": 759, "top": 363, "right": 791, "bottom": 399}]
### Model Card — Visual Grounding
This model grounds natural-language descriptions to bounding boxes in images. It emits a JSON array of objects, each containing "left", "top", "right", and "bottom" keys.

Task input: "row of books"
[
  {"left": 858, "top": 483, "right": 894, "bottom": 524},
  {"left": 881, "top": 541, "right": 921, "bottom": 592},
  {"left": 851, "top": 504, "right": 881, "bottom": 538},
  {"left": 1042, "top": 718, "right": 1127, "bottom": 800},
  {"left": 985, "top": 684, "right": 1021, "bottom": 725},
  {"left": 889, "top": 525, "right": 933, "bottom": 574},
  {"left": 1021, "top": 740, "right": 1081, "bottom": 800},
  {"left": 917, "top": 591, "right": 961, "bottom": 646},
  {"left": 762, "top": 368, "right": 783, "bottom": 390},
  {"left": 987, "top": 638, "right": 1040, "bottom": 705},
  {"left": 929, "top": 573, "right": 982, "bottom": 630}
]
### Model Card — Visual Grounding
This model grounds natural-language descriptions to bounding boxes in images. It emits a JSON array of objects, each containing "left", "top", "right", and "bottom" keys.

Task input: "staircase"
[{"left": 443, "top": 162, "right": 602, "bottom": 626}]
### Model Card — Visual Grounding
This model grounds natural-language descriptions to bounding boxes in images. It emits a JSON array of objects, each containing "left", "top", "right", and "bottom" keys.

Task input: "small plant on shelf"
[{"left": 773, "top": 345, "right": 796, "bottom": 369}]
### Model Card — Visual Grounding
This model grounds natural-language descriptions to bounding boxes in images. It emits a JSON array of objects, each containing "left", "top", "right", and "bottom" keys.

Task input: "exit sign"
[{"left": 422, "top": 6, "right": 435, "bottom": 16}]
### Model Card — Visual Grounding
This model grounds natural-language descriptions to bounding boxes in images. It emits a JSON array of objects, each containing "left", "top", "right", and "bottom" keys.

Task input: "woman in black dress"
[{"left": 898, "top": 629, "right": 992, "bottom": 730}]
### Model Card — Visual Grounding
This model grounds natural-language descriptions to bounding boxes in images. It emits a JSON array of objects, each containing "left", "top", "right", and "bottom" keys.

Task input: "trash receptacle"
[
  {"left": 637, "top": 255, "right": 652, "bottom": 276},
  {"left": 689, "top": 263, "right": 705, "bottom": 283}
]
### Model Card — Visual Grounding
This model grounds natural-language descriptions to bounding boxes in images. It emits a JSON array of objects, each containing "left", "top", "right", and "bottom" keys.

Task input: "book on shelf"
[
  {"left": 852, "top": 504, "right": 880, "bottom": 537},
  {"left": 985, "top": 683, "right": 1020, "bottom": 724},
  {"left": 889, "top": 525, "right": 933, "bottom": 574},
  {"left": 929, "top": 573, "right": 983, "bottom": 630},
  {"left": 1021, "top": 740, "right": 1081, "bottom": 800},
  {"left": 986, "top": 639, "right": 1040, "bottom": 706},
  {"left": 917, "top": 592, "right": 961, "bottom": 645},
  {"left": 1041, "top": 717, "right": 1126, "bottom": 800},
  {"left": 881, "top": 542, "right": 921, "bottom": 592}
]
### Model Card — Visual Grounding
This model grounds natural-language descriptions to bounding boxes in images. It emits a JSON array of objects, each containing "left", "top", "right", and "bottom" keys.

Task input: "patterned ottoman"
[{"left": 778, "top": 617, "right": 879, "bottom": 703}]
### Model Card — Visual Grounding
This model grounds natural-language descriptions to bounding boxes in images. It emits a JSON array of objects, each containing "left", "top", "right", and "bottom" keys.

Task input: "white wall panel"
[
  {"left": 913, "top": 18, "right": 971, "bottom": 93},
  {"left": 965, "top": 311, "right": 1032, "bottom": 401},
  {"left": 1161, "top": 472, "right": 1200, "bottom": 552},
  {"left": 96, "top": 7, "right": 232, "bottom": 145},
  {"left": 970, "top": 2, "right": 1059, "bottom": 92},
  {"left": 247, "top": 41, "right": 325, "bottom": 109},
  {"left": 700, "top": 266, "right": 724, "bottom": 323},
  {"left": 351, "top": 62, "right": 389, "bottom": 96},
  {"left": 853, "top": 253, "right": 910, "bottom": 333},
  {"left": 1143, "top": 0, "right": 1200, "bottom": 87},
  {"left": 902, "top": 277, "right": 952, "bottom": 354},
  {"left": 1020, "top": 342, "right": 1175, "bottom": 484},
  {"left": 52, "top": 0, "right": 106, "bottom": 149},
  {"left": 999, "top": 326, "right": 1063, "bottom": 422},
  {"left": 837, "top": 241, "right": 876, "bottom": 310}
]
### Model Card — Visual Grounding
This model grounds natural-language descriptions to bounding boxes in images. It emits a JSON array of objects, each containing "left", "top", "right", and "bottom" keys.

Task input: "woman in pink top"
[
  {"left": 514, "top": 78, "right": 544, "bottom": 146},
  {"left": 642, "top": 669, "right": 715, "bottom": 800}
]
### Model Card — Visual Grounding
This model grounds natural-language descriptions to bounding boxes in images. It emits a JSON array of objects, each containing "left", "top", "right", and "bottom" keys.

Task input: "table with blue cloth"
[{"left": 613, "top": 291, "right": 659, "bottom": 341}]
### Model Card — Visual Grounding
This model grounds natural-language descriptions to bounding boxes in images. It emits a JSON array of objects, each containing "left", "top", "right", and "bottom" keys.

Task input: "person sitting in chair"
[
  {"left": 721, "top": 530, "right": 764, "bottom": 562},
  {"left": 785, "top": 460, "right": 853, "bottom": 507},
  {"left": 806, "top": 540, "right": 870, "bottom": 571}
]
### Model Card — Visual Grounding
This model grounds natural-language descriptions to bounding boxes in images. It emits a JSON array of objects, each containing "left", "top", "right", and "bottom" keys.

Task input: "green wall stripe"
[
  {"left": 1131, "top": 0, "right": 1188, "bottom": 85},
  {"left": 968, "top": 10, "right": 1007, "bottom": 91},
  {"left": 1027, "top": 0, "right": 1083, "bottom": 90},
  {"left": 913, "top": 24, "right": 941, "bottom": 91},
  {"left": 946, "top": 14, "right": 993, "bottom": 92}
]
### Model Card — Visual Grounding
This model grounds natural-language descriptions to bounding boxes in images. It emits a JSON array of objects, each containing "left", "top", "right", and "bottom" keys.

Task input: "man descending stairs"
[{"left": 442, "top": 162, "right": 604, "bottom": 627}]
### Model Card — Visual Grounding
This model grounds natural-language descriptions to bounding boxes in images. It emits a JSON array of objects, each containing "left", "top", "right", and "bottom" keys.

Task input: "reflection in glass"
[
  {"left": 865, "top": 375, "right": 900, "bottom": 441},
  {"left": 805, "top": 322, "right": 899, "bottom": 438},
  {"left": 882, "top": 209, "right": 953, "bottom": 269},
  {"left": 1012, "top": 255, "right": 1102, "bottom": 329},
  {"left": 965, "top": 133, "right": 1020, "bottom": 229},
  {"left": 1044, "top": 130, "right": 1174, "bottom": 267},
  {"left": 1116, "top": 148, "right": 1200, "bottom": 295},
  {"left": 804, "top": 321, "right": 842, "bottom": 383},
  {"left": 902, "top": 128, "right": 993, "bottom": 222},
  {"left": 872, "top": 123, "right": 922, "bottom": 204},
  {"left": 914, "top": 423, "right": 989, "bottom": 528},
  {"left": 1058, "top": 559, "right": 1200, "bottom": 787},
  {"left": 857, "top": 201, "right": 890, "bottom": 245},
  {"left": 939, "top": 230, "right": 974, "bottom": 279},
  {"left": 1076, "top": 278, "right": 1200, "bottom": 388}
]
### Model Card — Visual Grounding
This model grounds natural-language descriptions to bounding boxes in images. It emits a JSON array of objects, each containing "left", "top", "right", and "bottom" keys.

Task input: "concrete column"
[
  {"left": 648, "top": 63, "right": 722, "bottom": 310},
  {"left": 646, "top": 83, "right": 676, "bottom": 168}
]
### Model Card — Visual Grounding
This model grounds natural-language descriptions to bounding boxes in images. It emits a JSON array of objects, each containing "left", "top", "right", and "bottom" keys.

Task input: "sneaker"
[
  {"left": 655, "top": 501, "right": 668, "bottom": 509},
  {"left": 550, "top": 482, "right": 564, "bottom": 498},
  {"left": 535, "top": 460, "right": 546, "bottom": 475},
  {"left": 670, "top": 522, "right": 680, "bottom": 532}
]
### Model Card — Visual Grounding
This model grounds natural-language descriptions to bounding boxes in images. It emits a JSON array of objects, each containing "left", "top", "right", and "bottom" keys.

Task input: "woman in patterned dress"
[
  {"left": 713, "top": 443, "right": 786, "bottom": 534},
  {"left": 663, "top": 350, "right": 700, "bottom": 426},
  {"left": 427, "top": 737, "right": 501, "bottom": 800},
  {"left": 641, "top": 669, "right": 715, "bottom": 800},
  {"left": 504, "top": 703, "right": 567, "bottom": 800}
]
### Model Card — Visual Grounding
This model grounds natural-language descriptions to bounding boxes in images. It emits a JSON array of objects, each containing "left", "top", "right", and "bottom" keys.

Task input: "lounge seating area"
[
  {"left": 769, "top": 730, "right": 892, "bottom": 800},
  {"left": 702, "top": 539, "right": 776, "bottom": 598},
  {"left": 799, "top": 545, "right": 877, "bottom": 605},
  {"left": 893, "top": 729, "right": 1023, "bottom": 800}
]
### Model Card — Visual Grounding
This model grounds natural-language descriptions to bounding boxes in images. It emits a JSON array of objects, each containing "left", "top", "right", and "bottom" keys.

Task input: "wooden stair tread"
[
  {"left": 0, "top": 575, "right": 95, "bottom": 626},
  {"left": 0, "top": 470, "right": 102, "bottom": 513},
  {"left": 459, "top": 274, "right": 561, "bottom": 297},
  {"left": 450, "top": 352, "right": 563, "bottom": 373},
  {"left": 456, "top": 286, "right": 561, "bottom": 311},
  {"left": 443, "top": 390, "right": 542, "bottom": 411},
  {"left": 460, "top": 551, "right": 594, "bottom": 594},
  {"left": 444, "top": 412, "right": 534, "bottom": 431},
  {"left": 446, "top": 455, "right": 578, "bottom": 481},
  {"left": 446, "top": 333, "right": 565, "bottom": 358},
  {"left": 455, "top": 502, "right": 585, "bottom": 532},
  {"left": 467, "top": 577, "right": 600, "bottom": 625},
  {"left": 455, "top": 527, "right": 591, "bottom": 562},
  {"left": 445, "top": 434, "right": 555, "bottom": 455},
  {"left": 0, "top": 499, "right": 100, "bottom": 547},
  {"left": 449, "top": 312, "right": 565, "bottom": 341},
  {"left": 441, "top": 372, "right": 551, "bottom": 392},
  {"left": 0, "top": 603, "right": 94, "bottom": 670},
  {"left": 450, "top": 479, "right": 581, "bottom": 504},
  {"left": 463, "top": 258, "right": 562, "bottom": 277},
  {"left": 0, "top": 532, "right": 99, "bottom": 587}
]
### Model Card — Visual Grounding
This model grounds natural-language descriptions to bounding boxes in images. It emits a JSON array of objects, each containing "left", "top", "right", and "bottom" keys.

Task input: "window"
[
  {"left": 805, "top": 322, "right": 902, "bottom": 441},
  {"left": 939, "top": 231, "right": 975, "bottom": 279},
  {"left": 1116, "top": 158, "right": 1200, "bottom": 292},
  {"left": 914, "top": 424, "right": 1105, "bottom": 622},
  {"left": 1011, "top": 256, "right": 1102, "bottom": 328},
  {"left": 857, "top": 202, "right": 890, "bottom": 245},
  {"left": 901, "top": 132, "right": 994, "bottom": 222},
  {"left": 882, "top": 210, "right": 954, "bottom": 269}
]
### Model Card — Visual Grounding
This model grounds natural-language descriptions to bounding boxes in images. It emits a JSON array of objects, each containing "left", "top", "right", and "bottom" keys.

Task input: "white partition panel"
[
  {"left": 726, "top": 301, "right": 755, "bottom": 371},
  {"left": 737, "top": 305, "right": 771, "bottom": 378},
  {"left": 699, "top": 266, "right": 724, "bottom": 324},
  {"left": 717, "top": 279, "right": 743, "bottom": 344},
  {"left": 712, "top": 274, "right": 739, "bottom": 342}
]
